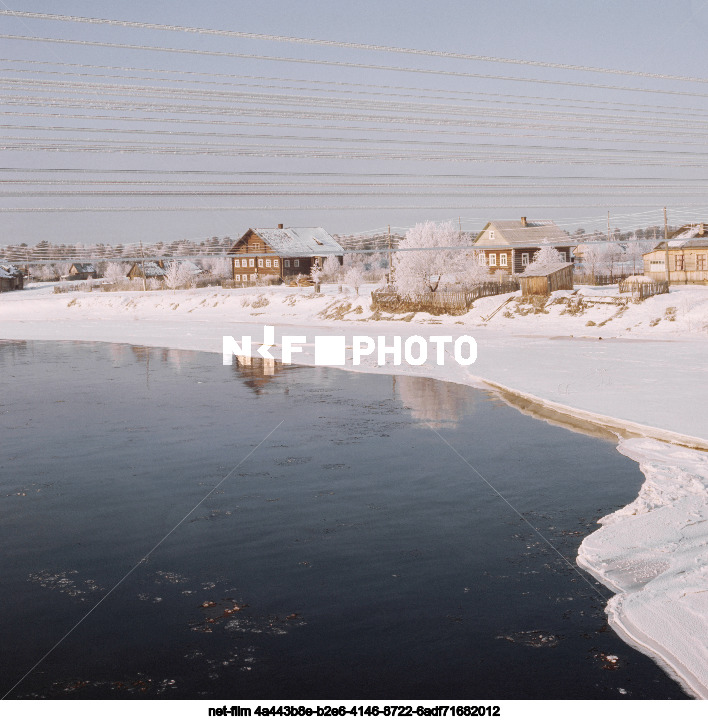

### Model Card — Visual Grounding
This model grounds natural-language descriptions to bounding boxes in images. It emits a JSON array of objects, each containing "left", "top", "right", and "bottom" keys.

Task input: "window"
[
  {"left": 675, "top": 256, "right": 684, "bottom": 271},
  {"left": 250, "top": 273, "right": 256, "bottom": 280},
  {"left": 489, "top": 230, "right": 495, "bottom": 240},
  {"left": 488, "top": 253, "right": 496, "bottom": 266},
  {"left": 234, "top": 274, "right": 241, "bottom": 281},
  {"left": 697, "top": 255, "right": 706, "bottom": 271},
  {"left": 558, "top": 252, "right": 566, "bottom": 262},
  {"left": 258, "top": 258, "right": 263, "bottom": 267},
  {"left": 294, "top": 259, "right": 300, "bottom": 268},
  {"left": 266, "top": 259, "right": 272, "bottom": 268},
  {"left": 521, "top": 253, "right": 529, "bottom": 266},
  {"left": 284, "top": 259, "right": 290, "bottom": 268},
  {"left": 274, "top": 259, "right": 279, "bottom": 268},
  {"left": 500, "top": 253, "right": 508, "bottom": 266},
  {"left": 248, "top": 258, "right": 254, "bottom": 267}
]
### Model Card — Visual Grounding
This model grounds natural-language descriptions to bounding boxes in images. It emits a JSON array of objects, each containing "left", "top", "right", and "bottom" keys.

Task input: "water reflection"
[
  {"left": 394, "top": 374, "right": 476, "bottom": 428},
  {"left": 230, "top": 355, "right": 287, "bottom": 394}
]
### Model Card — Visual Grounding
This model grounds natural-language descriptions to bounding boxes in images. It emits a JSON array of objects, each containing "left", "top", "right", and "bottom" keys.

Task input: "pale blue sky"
[{"left": 3, "top": 0, "right": 708, "bottom": 245}]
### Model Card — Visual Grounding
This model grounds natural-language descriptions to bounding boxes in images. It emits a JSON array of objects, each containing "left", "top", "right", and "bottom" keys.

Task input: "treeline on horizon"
[{"left": 0, "top": 224, "right": 675, "bottom": 263}]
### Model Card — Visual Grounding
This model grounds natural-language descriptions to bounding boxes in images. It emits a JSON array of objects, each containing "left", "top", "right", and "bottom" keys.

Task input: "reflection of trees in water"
[
  {"left": 395, "top": 374, "right": 475, "bottom": 428},
  {"left": 231, "top": 355, "right": 285, "bottom": 394}
]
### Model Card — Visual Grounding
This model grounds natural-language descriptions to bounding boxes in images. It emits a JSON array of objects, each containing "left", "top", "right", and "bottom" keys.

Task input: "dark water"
[{"left": 0, "top": 340, "right": 689, "bottom": 700}]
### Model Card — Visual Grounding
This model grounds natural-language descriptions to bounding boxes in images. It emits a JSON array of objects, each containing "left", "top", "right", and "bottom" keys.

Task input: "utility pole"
[
  {"left": 139, "top": 239, "right": 148, "bottom": 292},
  {"left": 663, "top": 206, "right": 671, "bottom": 284},
  {"left": 387, "top": 224, "right": 393, "bottom": 286},
  {"left": 607, "top": 211, "right": 611, "bottom": 243}
]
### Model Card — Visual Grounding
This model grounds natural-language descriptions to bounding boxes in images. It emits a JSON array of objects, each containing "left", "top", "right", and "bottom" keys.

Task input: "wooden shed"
[
  {"left": 67, "top": 263, "right": 97, "bottom": 280},
  {"left": 0, "top": 264, "right": 24, "bottom": 292},
  {"left": 518, "top": 262, "right": 574, "bottom": 295},
  {"left": 126, "top": 260, "right": 166, "bottom": 280}
]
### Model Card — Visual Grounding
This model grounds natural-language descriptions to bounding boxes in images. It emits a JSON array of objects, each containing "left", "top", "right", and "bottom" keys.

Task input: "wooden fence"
[
  {"left": 371, "top": 280, "right": 519, "bottom": 314},
  {"left": 618, "top": 279, "right": 669, "bottom": 300}
]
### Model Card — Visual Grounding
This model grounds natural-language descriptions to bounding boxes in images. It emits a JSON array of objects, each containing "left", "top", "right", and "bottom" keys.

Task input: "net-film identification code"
[{"left": 208, "top": 706, "right": 501, "bottom": 717}]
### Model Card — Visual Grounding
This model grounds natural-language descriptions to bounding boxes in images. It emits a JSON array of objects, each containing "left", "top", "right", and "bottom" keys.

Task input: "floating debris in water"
[{"left": 496, "top": 630, "right": 561, "bottom": 648}]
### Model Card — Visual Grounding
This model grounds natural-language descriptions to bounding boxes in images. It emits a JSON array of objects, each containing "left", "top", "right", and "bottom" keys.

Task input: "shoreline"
[{"left": 2, "top": 285, "right": 707, "bottom": 699}]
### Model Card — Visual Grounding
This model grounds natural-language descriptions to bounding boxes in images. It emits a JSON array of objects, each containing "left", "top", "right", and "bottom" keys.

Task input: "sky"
[{"left": 4, "top": 0, "right": 708, "bottom": 246}]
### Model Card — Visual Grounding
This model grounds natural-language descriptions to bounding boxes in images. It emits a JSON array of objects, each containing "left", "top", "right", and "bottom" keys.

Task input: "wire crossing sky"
[{"left": 2, "top": 0, "right": 708, "bottom": 245}]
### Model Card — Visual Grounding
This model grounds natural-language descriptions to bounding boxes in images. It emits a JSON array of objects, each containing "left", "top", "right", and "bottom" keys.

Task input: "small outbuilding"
[
  {"left": 518, "top": 261, "right": 574, "bottom": 295},
  {"left": 0, "top": 264, "right": 24, "bottom": 292}
]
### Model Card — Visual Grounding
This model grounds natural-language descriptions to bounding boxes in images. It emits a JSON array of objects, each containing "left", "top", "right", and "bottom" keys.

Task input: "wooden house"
[
  {"left": 126, "top": 260, "right": 166, "bottom": 280},
  {"left": 518, "top": 262, "right": 574, "bottom": 295},
  {"left": 227, "top": 225, "right": 344, "bottom": 283},
  {"left": 472, "top": 217, "right": 575, "bottom": 274},
  {"left": 643, "top": 227, "right": 708, "bottom": 284},
  {"left": 67, "top": 262, "right": 97, "bottom": 280},
  {"left": 0, "top": 264, "right": 24, "bottom": 292}
]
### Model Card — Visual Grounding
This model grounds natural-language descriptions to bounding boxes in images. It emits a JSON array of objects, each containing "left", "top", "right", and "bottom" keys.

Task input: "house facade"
[
  {"left": 228, "top": 225, "right": 344, "bottom": 283},
  {"left": 472, "top": 217, "right": 575, "bottom": 274},
  {"left": 643, "top": 238, "right": 708, "bottom": 284}
]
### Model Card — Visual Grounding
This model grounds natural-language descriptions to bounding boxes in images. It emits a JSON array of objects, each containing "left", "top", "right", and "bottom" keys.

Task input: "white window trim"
[
  {"left": 489, "top": 230, "right": 495, "bottom": 240},
  {"left": 274, "top": 258, "right": 279, "bottom": 267},
  {"left": 500, "top": 253, "right": 508, "bottom": 266},
  {"left": 489, "top": 253, "right": 497, "bottom": 266},
  {"left": 294, "top": 259, "right": 300, "bottom": 268},
  {"left": 284, "top": 259, "right": 290, "bottom": 268},
  {"left": 234, "top": 274, "right": 241, "bottom": 281},
  {"left": 248, "top": 258, "right": 254, "bottom": 267},
  {"left": 521, "top": 253, "right": 529, "bottom": 266},
  {"left": 258, "top": 258, "right": 263, "bottom": 267},
  {"left": 266, "top": 259, "right": 272, "bottom": 267}
]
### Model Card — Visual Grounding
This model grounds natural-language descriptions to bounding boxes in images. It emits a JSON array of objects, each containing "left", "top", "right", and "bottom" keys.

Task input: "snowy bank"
[
  {"left": 2, "top": 282, "right": 708, "bottom": 696},
  {"left": 578, "top": 438, "right": 708, "bottom": 698}
]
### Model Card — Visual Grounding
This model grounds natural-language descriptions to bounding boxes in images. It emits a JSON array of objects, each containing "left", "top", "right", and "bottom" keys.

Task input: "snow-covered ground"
[{"left": 2, "top": 280, "right": 708, "bottom": 697}]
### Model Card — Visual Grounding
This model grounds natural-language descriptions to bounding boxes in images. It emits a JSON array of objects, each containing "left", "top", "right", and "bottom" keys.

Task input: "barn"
[{"left": 518, "top": 262, "right": 574, "bottom": 295}]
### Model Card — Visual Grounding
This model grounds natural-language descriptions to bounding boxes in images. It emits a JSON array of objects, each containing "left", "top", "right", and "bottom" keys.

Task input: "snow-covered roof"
[
  {"left": 474, "top": 219, "right": 572, "bottom": 248},
  {"left": 71, "top": 263, "right": 96, "bottom": 273},
  {"left": 128, "top": 261, "right": 165, "bottom": 277},
  {"left": 176, "top": 260, "right": 203, "bottom": 275},
  {"left": 651, "top": 238, "right": 708, "bottom": 251},
  {"left": 519, "top": 261, "right": 574, "bottom": 277},
  {"left": 0, "top": 264, "right": 21, "bottom": 277},
  {"left": 669, "top": 223, "right": 708, "bottom": 240},
  {"left": 623, "top": 275, "right": 655, "bottom": 284},
  {"left": 233, "top": 227, "right": 344, "bottom": 256}
]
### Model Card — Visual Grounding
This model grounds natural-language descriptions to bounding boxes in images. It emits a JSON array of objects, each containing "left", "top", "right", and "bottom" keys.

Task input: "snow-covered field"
[{"left": 2, "top": 280, "right": 708, "bottom": 697}]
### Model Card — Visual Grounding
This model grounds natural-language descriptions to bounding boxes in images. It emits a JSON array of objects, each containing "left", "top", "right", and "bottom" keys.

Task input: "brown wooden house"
[
  {"left": 472, "top": 218, "right": 575, "bottom": 274},
  {"left": 67, "top": 263, "right": 97, "bottom": 280},
  {"left": 0, "top": 264, "right": 24, "bottom": 292},
  {"left": 126, "top": 260, "right": 166, "bottom": 280},
  {"left": 227, "top": 225, "right": 344, "bottom": 283},
  {"left": 518, "top": 262, "right": 574, "bottom": 295}
]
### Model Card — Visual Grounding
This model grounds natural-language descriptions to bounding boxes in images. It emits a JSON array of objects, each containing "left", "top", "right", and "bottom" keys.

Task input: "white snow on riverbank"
[{"left": 2, "top": 280, "right": 708, "bottom": 696}]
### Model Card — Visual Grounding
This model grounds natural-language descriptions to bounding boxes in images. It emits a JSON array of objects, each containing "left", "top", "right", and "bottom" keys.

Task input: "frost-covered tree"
[
  {"left": 104, "top": 262, "right": 127, "bottom": 284},
  {"left": 394, "top": 221, "right": 487, "bottom": 294},
  {"left": 322, "top": 255, "right": 341, "bottom": 282},
  {"left": 310, "top": 261, "right": 323, "bottom": 284},
  {"left": 345, "top": 265, "right": 364, "bottom": 295},
  {"left": 526, "top": 244, "right": 564, "bottom": 272},
  {"left": 624, "top": 241, "right": 652, "bottom": 275},
  {"left": 201, "top": 257, "right": 231, "bottom": 278},
  {"left": 163, "top": 261, "right": 192, "bottom": 290}
]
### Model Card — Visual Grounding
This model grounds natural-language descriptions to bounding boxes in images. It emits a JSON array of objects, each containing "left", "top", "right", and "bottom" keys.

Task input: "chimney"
[
  {"left": 277, "top": 223, "right": 284, "bottom": 229},
  {"left": 521, "top": 216, "right": 528, "bottom": 227}
]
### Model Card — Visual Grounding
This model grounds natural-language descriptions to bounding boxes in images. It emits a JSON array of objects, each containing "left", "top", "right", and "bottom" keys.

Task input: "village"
[{"left": 3, "top": 217, "right": 707, "bottom": 312}]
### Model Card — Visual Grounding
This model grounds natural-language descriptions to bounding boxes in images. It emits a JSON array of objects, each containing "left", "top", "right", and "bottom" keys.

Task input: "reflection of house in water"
[
  {"left": 129, "top": 345, "right": 199, "bottom": 372},
  {"left": 394, "top": 375, "right": 476, "bottom": 428},
  {"left": 231, "top": 355, "right": 287, "bottom": 394}
]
